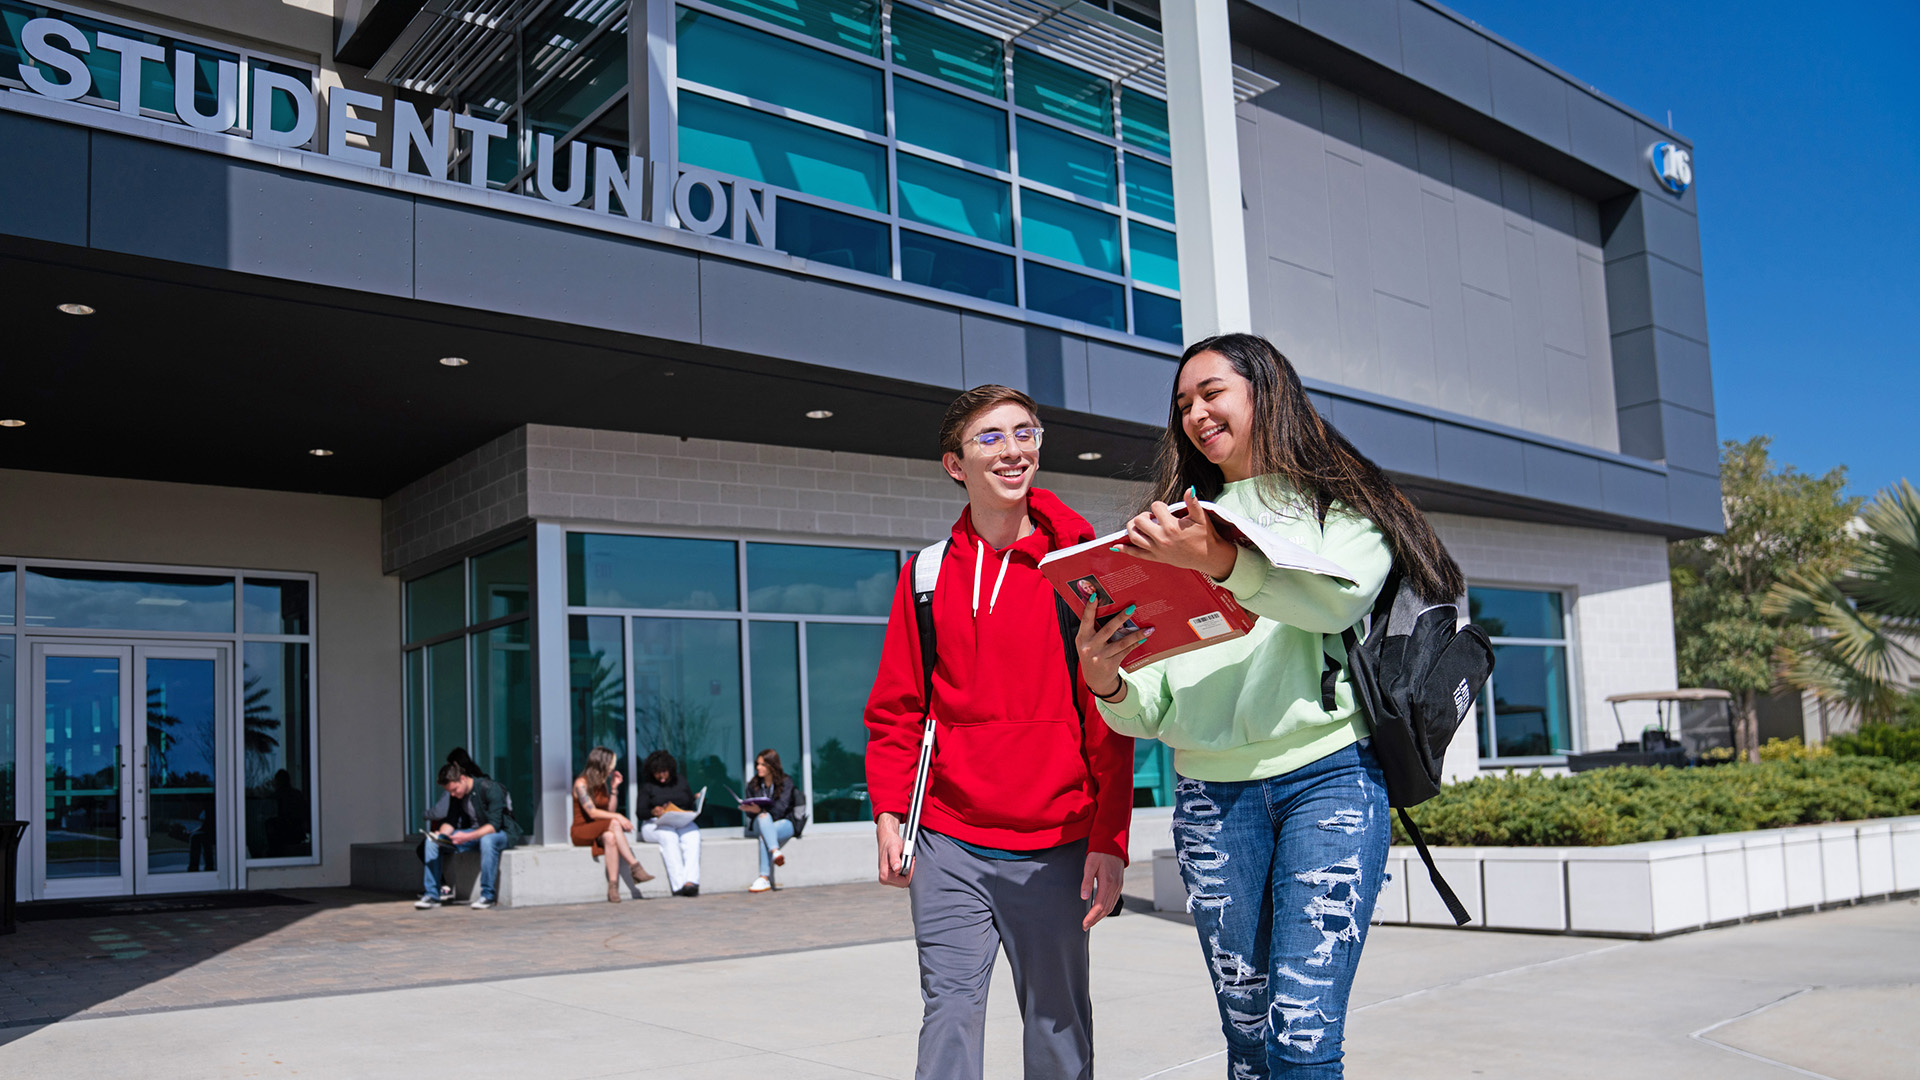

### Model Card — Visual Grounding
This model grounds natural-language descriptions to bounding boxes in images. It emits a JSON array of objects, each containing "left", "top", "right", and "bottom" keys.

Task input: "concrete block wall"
[{"left": 382, "top": 426, "right": 529, "bottom": 572}]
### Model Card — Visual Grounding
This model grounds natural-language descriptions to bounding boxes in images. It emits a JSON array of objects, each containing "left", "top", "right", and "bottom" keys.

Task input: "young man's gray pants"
[{"left": 908, "top": 829, "right": 1093, "bottom": 1080}]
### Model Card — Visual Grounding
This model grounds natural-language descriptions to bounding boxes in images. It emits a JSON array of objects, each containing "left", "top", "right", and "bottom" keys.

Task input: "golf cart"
[{"left": 1565, "top": 688, "right": 1736, "bottom": 772}]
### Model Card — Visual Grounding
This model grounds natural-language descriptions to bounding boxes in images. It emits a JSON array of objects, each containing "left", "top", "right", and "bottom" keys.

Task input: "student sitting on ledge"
[
  {"left": 741, "top": 748, "right": 806, "bottom": 893},
  {"left": 418, "top": 761, "right": 524, "bottom": 910},
  {"left": 635, "top": 750, "right": 702, "bottom": 897},
  {"left": 571, "top": 745, "right": 654, "bottom": 903}
]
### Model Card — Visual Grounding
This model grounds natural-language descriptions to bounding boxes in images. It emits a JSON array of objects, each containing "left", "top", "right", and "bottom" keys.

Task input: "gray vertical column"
[
  {"left": 1162, "top": 0, "right": 1251, "bottom": 341},
  {"left": 532, "top": 521, "right": 575, "bottom": 846},
  {"left": 630, "top": 0, "right": 677, "bottom": 220}
]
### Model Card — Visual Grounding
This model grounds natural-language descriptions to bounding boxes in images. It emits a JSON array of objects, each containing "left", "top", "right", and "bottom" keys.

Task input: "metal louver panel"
[{"left": 368, "top": 0, "right": 530, "bottom": 98}]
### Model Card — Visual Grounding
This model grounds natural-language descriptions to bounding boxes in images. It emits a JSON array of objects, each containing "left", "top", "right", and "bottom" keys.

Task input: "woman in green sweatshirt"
[{"left": 1076, "top": 333, "right": 1465, "bottom": 1078}]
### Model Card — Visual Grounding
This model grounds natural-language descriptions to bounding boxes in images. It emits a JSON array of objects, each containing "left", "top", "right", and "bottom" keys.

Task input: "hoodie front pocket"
[{"left": 931, "top": 718, "right": 1091, "bottom": 832}]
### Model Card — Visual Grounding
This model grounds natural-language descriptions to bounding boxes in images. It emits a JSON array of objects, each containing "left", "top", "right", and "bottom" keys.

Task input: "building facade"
[{"left": 0, "top": 0, "right": 1717, "bottom": 897}]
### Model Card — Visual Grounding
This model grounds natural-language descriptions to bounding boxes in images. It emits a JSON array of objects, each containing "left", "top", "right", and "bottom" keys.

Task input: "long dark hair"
[
  {"left": 579, "top": 746, "right": 617, "bottom": 798},
  {"left": 446, "top": 747, "right": 488, "bottom": 779},
  {"left": 641, "top": 750, "right": 678, "bottom": 784},
  {"left": 752, "top": 748, "right": 789, "bottom": 796},
  {"left": 1147, "top": 333, "right": 1465, "bottom": 601}
]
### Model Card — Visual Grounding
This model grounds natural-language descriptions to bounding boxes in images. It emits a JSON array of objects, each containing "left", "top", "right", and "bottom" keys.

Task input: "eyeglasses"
[{"left": 968, "top": 426, "right": 1044, "bottom": 452}]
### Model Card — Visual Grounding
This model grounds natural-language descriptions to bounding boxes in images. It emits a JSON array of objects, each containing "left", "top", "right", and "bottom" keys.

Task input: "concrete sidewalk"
[{"left": 0, "top": 894, "right": 1913, "bottom": 1078}]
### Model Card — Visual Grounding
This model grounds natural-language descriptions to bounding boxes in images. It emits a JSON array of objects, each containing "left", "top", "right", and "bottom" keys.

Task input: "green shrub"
[
  {"left": 1394, "top": 757, "right": 1920, "bottom": 847},
  {"left": 1759, "top": 737, "right": 1833, "bottom": 761},
  {"left": 1831, "top": 724, "right": 1920, "bottom": 765}
]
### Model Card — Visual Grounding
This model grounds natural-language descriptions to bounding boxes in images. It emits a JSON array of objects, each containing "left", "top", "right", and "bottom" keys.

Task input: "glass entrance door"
[{"left": 31, "top": 642, "right": 230, "bottom": 898}]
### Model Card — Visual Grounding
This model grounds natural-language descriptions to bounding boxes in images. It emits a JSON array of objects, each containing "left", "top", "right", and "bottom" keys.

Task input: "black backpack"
[{"left": 1326, "top": 568, "right": 1494, "bottom": 926}]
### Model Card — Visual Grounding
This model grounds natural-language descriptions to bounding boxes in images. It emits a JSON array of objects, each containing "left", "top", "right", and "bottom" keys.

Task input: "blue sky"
[{"left": 1443, "top": 0, "right": 1918, "bottom": 496}]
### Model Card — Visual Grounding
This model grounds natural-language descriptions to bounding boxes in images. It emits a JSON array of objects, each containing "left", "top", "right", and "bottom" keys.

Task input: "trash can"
[{"left": 1, "top": 821, "right": 26, "bottom": 935}]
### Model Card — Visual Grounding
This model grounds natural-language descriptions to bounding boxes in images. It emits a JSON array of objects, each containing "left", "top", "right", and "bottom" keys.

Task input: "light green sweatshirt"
[{"left": 1095, "top": 477, "right": 1394, "bottom": 783}]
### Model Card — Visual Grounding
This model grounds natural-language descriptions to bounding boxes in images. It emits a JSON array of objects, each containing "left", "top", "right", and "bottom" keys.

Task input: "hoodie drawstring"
[{"left": 971, "top": 540, "right": 1012, "bottom": 617}]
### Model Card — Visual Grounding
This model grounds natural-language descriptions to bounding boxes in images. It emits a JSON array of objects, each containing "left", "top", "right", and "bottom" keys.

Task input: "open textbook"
[
  {"left": 653, "top": 786, "right": 706, "bottom": 828},
  {"left": 1039, "top": 500, "right": 1353, "bottom": 670}
]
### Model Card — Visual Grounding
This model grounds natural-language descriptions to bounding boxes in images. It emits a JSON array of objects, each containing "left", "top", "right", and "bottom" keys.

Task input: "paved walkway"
[{"left": 0, "top": 885, "right": 1914, "bottom": 1078}]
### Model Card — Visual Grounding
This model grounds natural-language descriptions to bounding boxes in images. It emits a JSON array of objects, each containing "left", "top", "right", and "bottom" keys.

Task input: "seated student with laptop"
[{"left": 417, "top": 761, "right": 524, "bottom": 910}]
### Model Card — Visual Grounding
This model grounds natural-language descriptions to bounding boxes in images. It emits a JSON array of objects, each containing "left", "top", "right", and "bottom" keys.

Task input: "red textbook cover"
[{"left": 1038, "top": 501, "right": 1354, "bottom": 671}]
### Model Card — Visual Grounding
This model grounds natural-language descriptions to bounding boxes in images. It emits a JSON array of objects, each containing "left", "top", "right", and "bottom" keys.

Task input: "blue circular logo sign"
[{"left": 1647, "top": 141, "right": 1692, "bottom": 195}]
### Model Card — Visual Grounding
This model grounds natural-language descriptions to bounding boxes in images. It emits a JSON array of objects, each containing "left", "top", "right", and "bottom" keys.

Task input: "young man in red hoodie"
[{"left": 866, "top": 385, "right": 1134, "bottom": 1080}]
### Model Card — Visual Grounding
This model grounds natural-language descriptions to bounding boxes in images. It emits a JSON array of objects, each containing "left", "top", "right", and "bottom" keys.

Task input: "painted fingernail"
[
  {"left": 1109, "top": 545, "right": 1125, "bottom": 552},
  {"left": 1123, "top": 604, "right": 1136, "bottom": 615},
  {"left": 1143, "top": 627, "right": 1157, "bottom": 637}
]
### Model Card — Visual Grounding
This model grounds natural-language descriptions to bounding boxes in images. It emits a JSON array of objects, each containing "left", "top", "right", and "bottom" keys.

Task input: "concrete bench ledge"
[{"left": 1151, "top": 815, "right": 1920, "bottom": 938}]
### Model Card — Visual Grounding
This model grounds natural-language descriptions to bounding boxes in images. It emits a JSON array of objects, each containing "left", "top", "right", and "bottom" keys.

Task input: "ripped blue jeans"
[{"left": 1172, "top": 742, "right": 1390, "bottom": 1079}]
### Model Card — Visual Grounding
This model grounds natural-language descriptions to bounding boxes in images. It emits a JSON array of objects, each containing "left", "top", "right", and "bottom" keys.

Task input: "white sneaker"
[
  {"left": 770, "top": 848, "right": 785, "bottom": 867},
  {"left": 414, "top": 893, "right": 441, "bottom": 910},
  {"left": 749, "top": 876, "right": 772, "bottom": 893},
  {"left": 470, "top": 895, "right": 496, "bottom": 909}
]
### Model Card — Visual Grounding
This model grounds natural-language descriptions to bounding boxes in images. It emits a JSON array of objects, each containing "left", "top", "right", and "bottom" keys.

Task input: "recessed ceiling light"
[
  {"left": 1077, "top": 451, "right": 1103, "bottom": 461},
  {"left": 57, "top": 303, "right": 94, "bottom": 316},
  {"left": 308, "top": 448, "right": 334, "bottom": 457},
  {"left": 805, "top": 409, "right": 834, "bottom": 419},
  {"left": 662, "top": 370, "right": 675, "bottom": 377},
  {"left": 438, "top": 356, "right": 469, "bottom": 367},
  {"left": 0, "top": 419, "right": 24, "bottom": 428}
]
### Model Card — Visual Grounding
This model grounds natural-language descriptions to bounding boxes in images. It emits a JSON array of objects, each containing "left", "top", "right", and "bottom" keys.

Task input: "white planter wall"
[{"left": 1152, "top": 816, "right": 1920, "bottom": 938}]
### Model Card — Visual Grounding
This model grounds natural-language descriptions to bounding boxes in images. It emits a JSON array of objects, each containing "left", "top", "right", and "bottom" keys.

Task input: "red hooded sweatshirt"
[{"left": 864, "top": 488, "right": 1133, "bottom": 861}]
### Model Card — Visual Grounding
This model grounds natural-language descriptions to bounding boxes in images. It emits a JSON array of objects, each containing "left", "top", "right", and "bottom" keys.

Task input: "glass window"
[
  {"left": 1470, "top": 588, "right": 1565, "bottom": 640},
  {"left": 1129, "top": 222, "right": 1179, "bottom": 290},
  {"left": 568, "top": 533, "right": 739, "bottom": 610},
  {"left": 890, "top": 6, "right": 1002, "bottom": 98},
  {"left": 632, "top": 618, "right": 744, "bottom": 828},
  {"left": 244, "top": 641, "right": 312, "bottom": 858},
  {"left": 421, "top": 638, "right": 468, "bottom": 810},
  {"left": 902, "top": 230, "right": 1017, "bottom": 305},
  {"left": 473, "top": 622, "right": 534, "bottom": 830},
  {"left": 746, "top": 543, "right": 897, "bottom": 615},
  {"left": 897, "top": 154, "right": 1012, "bottom": 244},
  {"left": 406, "top": 563, "right": 465, "bottom": 643},
  {"left": 806, "top": 622, "right": 885, "bottom": 823},
  {"left": 1120, "top": 87, "right": 1169, "bottom": 155},
  {"left": 523, "top": 15, "right": 628, "bottom": 142},
  {"left": 1470, "top": 587, "right": 1573, "bottom": 759},
  {"left": 748, "top": 622, "right": 804, "bottom": 784},
  {"left": 0, "top": 636, "right": 12, "bottom": 821},
  {"left": 470, "top": 540, "right": 530, "bottom": 623},
  {"left": 775, "top": 200, "right": 891, "bottom": 275},
  {"left": 0, "top": 565, "right": 12, "bottom": 625},
  {"left": 243, "top": 578, "right": 309, "bottom": 636},
  {"left": 1018, "top": 119, "right": 1116, "bottom": 204},
  {"left": 679, "top": 92, "right": 887, "bottom": 211},
  {"left": 25, "top": 567, "right": 234, "bottom": 633},
  {"left": 43, "top": 654, "right": 120, "bottom": 879},
  {"left": 1133, "top": 289, "right": 1182, "bottom": 345},
  {"left": 1013, "top": 49, "right": 1110, "bottom": 134},
  {"left": 1020, "top": 191, "right": 1121, "bottom": 274},
  {"left": 406, "top": 649, "right": 427, "bottom": 825},
  {"left": 1124, "top": 152, "right": 1174, "bottom": 222},
  {"left": 894, "top": 78, "right": 1007, "bottom": 169},
  {"left": 677, "top": 8, "right": 883, "bottom": 132},
  {"left": 255, "top": 60, "right": 313, "bottom": 137},
  {"left": 700, "top": 0, "right": 881, "bottom": 55},
  {"left": 144, "top": 657, "right": 221, "bottom": 877},
  {"left": 570, "top": 615, "right": 627, "bottom": 781},
  {"left": 1025, "top": 262, "right": 1124, "bottom": 330}
]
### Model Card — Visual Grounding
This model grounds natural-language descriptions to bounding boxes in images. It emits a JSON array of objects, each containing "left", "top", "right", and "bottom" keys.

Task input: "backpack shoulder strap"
[
  {"left": 1321, "top": 565, "right": 1403, "bottom": 710},
  {"left": 1054, "top": 595, "right": 1087, "bottom": 728},
  {"left": 910, "top": 540, "right": 946, "bottom": 714}
]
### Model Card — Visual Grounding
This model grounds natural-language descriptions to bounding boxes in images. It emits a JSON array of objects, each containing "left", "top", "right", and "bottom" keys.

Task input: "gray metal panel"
[
  {"left": 1061, "top": 333, "right": 1092, "bottom": 413},
  {"left": 1599, "top": 459, "right": 1669, "bottom": 522},
  {"left": 1318, "top": 82, "right": 1364, "bottom": 154},
  {"left": 1374, "top": 291, "right": 1437, "bottom": 405},
  {"left": 1646, "top": 256, "right": 1710, "bottom": 345},
  {"left": 1578, "top": 254, "right": 1620, "bottom": 452},
  {"left": 1523, "top": 442, "right": 1603, "bottom": 506},
  {"left": 1614, "top": 400, "right": 1664, "bottom": 462},
  {"left": 1256, "top": 78, "right": 1336, "bottom": 275},
  {"left": 1487, "top": 46, "right": 1570, "bottom": 153},
  {"left": 1361, "top": 104, "right": 1430, "bottom": 306},
  {"left": 414, "top": 201, "right": 701, "bottom": 344},
  {"left": 1022, "top": 327, "right": 1083, "bottom": 410},
  {"left": 1653, "top": 328, "right": 1714, "bottom": 416},
  {"left": 89, "top": 135, "right": 228, "bottom": 267},
  {"left": 1414, "top": 122, "right": 1453, "bottom": 191},
  {"left": 1326, "top": 153, "right": 1381, "bottom": 390},
  {"left": 1421, "top": 189, "right": 1474, "bottom": 416},
  {"left": 1087, "top": 342, "right": 1175, "bottom": 427},
  {"left": 1659, "top": 402, "right": 1720, "bottom": 475},
  {"left": 1265, "top": 259, "right": 1342, "bottom": 382},
  {"left": 1450, "top": 146, "right": 1509, "bottom": 298},
  {"left": 1434, "top": 423, "right": 1526, "bottom": 493},
  {"left": 1603, "top": 253, "right": 1654, "bottom": 336},
  {"left": 1297, "top": 0, "right": 1403, "bottom": 68},
  {"left": 1666, "top": 467, "right": 1726, "bottom": 534},
  {"left": 1610, "top": 327, "right": 1661, "bottom": 410},
  {"left": 1532, "top": 186, "right": 1586, "bottom": 357},
  {"left": 1640, "top": 197, "right": 1704, "bottom": 274},
  {"left": 699, "top": 257, "right": 962, "bottom": 387},
  {"left": 960, "top": 314, "right": 1029, "bottom": 391},
  {"left": 1396, "top": 0, "right": 1491, "bottom": 114},
  {"left": 1565, "top": 88, "right": 1639, "bottom": 185},
  {"left": 1543, "top": 345, "right": 1594, "bottom": 446},
  {"left": 227, "top": 163, "right": 414, "bottom": 296},
  {"left": 1460, "top": 285, "right": 1519, "bottom": 426},
  {"left": 0, "top": 113, "right": 87, "bottom": 246},
  {"left": 1330, "top": 397, "right": 1437, "bottom": 478},
  {"left": 1503, "top": 224, "right": 1550, "bottom": 433},
  {"left": 1498, "top": 160, "right": 1533, "bottom": 222}
]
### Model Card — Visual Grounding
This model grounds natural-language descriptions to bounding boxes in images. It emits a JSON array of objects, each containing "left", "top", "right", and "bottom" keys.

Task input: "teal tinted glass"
[
  {"left": 775, "top": 200, "right": 890, "bottom": 274},
  {"left": 1025, "top": 262, "right": 1124, "bottom": 329},
  {"left": 470, "top": 540, "right": 530, "bottom": 623},
  {"left": 901, "top": 230, "right": 1016, "bottom": 305},
  {"left": 0, "top": 8, "right": 241, "bottom": 118},
  {"left": 243, "top": 579, "right": 309, "bottom": 635},
  {"left": 1128, "top": 222, "right": 1179, "bottom": 290},
  {"left": 889, "top": 5, "right": 1002, "bottom": 98},
  {"left": 523, "top": 15, "right": 627, "bottom": 140},
  {"left": 570, "top": 615, "right": 626, "bottom": 780},
  {"left": 897, "top": 155, "right": 1011, "bottom": 244},
  {"left": 426, "top": 638, "right": 467, "bottom": 790},
  {"left": 745, "top": 543, "right": 897, "bottom": 615},
  {"left": 677, "top": 8, "right": 884, "bottom": 132},
  {"left": 1480, "top": 644, "right": 1572, "bottom": 757},
  {"left": 567, "top": 533, "right": 739, "bottom": 610},
  {"left": 256, "top": 61, "right": 312, "bottom": 136},
  {"left": 1018, "top": 118, "right": 1116, "bottom": 203},
  {"left": 699, "top": 0, "right": 881, "bottom": 55},
  {"left": 243, "top": 641, "right": 311, "bottom": 858},
  {"left": 1020, "top": 190, "right": 1121, "bottom": 273},
  {"left": 0, "top": 636, "right": 11, "bottom": 822},
  {"left": 748, "top": 622, "right": 804, "bottom": 784},
  {"left": 406, "top": 649, "right": 427, "bottom": 823},
  {"left": 1120, "top": 87, "right": 1170, "bottom": 155},
  {"left": 632, "top": 617, "right": 744, "bottom": 828},
  {"left": 1124, "top": 152, "right": 1174, "bottom": 222},
  {"left": 894, "top": 77, "right": 1007, "bottom": 169},
  {"left": 1133, "top": 289, "right": 1182, "bottom": 344},
  {"left": 806, "top": 622, "right": 886, "bottom": 822},
  {"left": 0, "top": 566, "right": 12, "bottom": 625},
  {"left": 406, "top": 563, "right": 465, "bottom": 643},
  {"left": 679, "top": 92, "right": 886, "bottom": 211},
  {"left": 1013, "top": 49, "right": 1110, "bottom": 134},
  {"left": 26, "top": 568, "right": 233, "bottom": 632},
  {"left": 1469, "top": 588, "right": 1565, "bottom": 640},
  {"left": 473, "top": 622, "right": 534, "bottom": 833}
]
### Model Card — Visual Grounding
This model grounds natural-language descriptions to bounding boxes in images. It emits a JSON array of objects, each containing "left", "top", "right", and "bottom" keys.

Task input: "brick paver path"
[{"left": 0, "top": 884, "right": 913, "bottom": 1029}]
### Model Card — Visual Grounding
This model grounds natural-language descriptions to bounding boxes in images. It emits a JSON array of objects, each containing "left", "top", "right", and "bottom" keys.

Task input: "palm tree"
[{"left": 1766, "top": 480, "right": 1920, "bottom": 725}]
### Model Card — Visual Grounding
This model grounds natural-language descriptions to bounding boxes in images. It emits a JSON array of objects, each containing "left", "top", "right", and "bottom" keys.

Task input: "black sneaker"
[
  {"left": 414, "top": 893, "right": 442, "bottom": 910},
  {"left": 677, "top": 883, "right": 699, "bottom": 897}
]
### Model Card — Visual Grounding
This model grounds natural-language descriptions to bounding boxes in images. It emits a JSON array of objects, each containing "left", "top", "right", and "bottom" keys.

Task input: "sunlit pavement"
[{"left": 1, "top": 884, "right": 1914, "bottom": 1079}]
